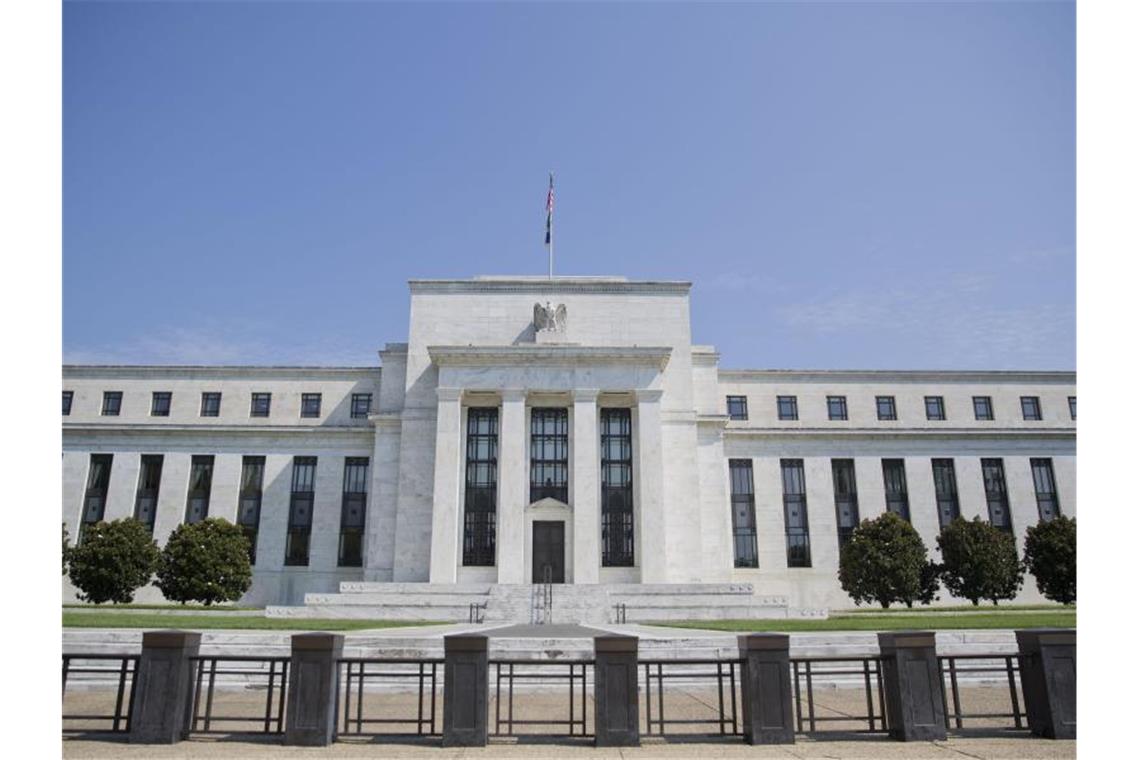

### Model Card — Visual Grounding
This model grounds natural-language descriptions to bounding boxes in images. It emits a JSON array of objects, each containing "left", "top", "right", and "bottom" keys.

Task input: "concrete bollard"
[
  {"left": 442, "top": 634, "right": 488, "bottom": 747},
  {"left": 284, "top": 633, "right": 344, "bottom": 746},
  {"left": 877, "top": 631, "right": 947, "bottom": 741},
  {"left": 737, "top": 633, "right": 795, "bottom": 744},
  {"left": 594, "top": 635, "right": 639, "bottom": 747},
  {"left": 1016, "top": 629, "right": 1076, "bottom": 739},
  {"left": 128, "top": 630, "right": 201, "bottom": 744}
]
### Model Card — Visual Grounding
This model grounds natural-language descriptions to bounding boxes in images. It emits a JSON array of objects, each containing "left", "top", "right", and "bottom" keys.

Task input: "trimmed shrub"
[
  {"left": 156, "top": 518, "right": 252, "bottom": 606},
  {"left": 937, "top": 517, "right": 1023, "bottom": 606},
  {"left": 839, "top": 512, "right": 935, "bottom": 608},
  {"left": 1023, "top": 516, "right": 1076, "bottom": 605},
  {"left": 67, "top": 519, "right": 160, "bottom": 604}
]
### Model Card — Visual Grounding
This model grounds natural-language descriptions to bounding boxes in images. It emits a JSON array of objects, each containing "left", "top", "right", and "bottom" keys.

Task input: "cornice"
[
  {"left": 718, "top": 369, "right": 1076, "bottom": 384},
  {"left": 427, "top": 345, "right": 672, "bottom": 371},
  {"left": 724, "top": 426, "right": 1076, "bottom": 441},
  {"left": 63, "top": 365, "right": 380, "bottom": 380},
  {"left": 409, "top": 278, "right": 690, "bottom": 296},
  {"left": 62, "top": 423, "right": 374, "bottom": 438}
]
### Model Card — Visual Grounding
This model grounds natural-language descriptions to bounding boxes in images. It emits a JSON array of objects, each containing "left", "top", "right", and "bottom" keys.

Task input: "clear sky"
[{"left": 63, "top": 0, "right": 1075, "bottom": 371}]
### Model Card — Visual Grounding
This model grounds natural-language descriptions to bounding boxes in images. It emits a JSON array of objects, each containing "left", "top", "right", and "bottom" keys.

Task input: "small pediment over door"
[{"left": 527, "top": 496, "right": 571, "bottom": 512}]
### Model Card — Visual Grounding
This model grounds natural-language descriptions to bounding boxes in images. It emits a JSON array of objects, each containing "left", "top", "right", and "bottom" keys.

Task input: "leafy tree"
[
  {"left": 67, "top": 519, "right": 159, "bottom": 604},
  {"left": 839, "top": 512, "right": 935, "bottom": 608},
  {"left": 937, "top": 517, "right": 1023, "bottom": 606},
  {"left": 157, "top": 518, "right": 252, "bottom": 606},
  {"left": 1023, "top": 516, "right": 1076, "bottom": 605},
  {"left": 62, "top": 523, "right": 71, "bottom": 576}
]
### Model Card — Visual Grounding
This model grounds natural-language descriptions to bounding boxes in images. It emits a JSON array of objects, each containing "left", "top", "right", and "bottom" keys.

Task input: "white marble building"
[{"left": 62, "top": 276, "right": 1075, "bottom": 610}]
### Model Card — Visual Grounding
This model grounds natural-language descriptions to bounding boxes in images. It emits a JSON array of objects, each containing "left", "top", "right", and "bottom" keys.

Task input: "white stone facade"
[{"left": 62, "top": 276, "right": 1075, "bottom": 609}]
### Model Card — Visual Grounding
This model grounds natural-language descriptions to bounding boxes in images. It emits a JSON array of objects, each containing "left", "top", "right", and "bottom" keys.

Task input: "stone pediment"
[
  {"left": 527, "top": 497, "right": 571, "bottom": 511},
  {"left": 426, "top": 345, "right": 672, "bottom": 370}
]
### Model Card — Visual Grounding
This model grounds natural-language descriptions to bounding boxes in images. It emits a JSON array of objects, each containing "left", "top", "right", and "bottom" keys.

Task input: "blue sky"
[{"left": 63, "top": 0, "right": 1074, "bottom": 370}]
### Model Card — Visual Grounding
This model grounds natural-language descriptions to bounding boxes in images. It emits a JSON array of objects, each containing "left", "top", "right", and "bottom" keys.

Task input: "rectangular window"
[
  {"left": 777, "top": 396, "right": 798, "bottom": 421},
  {"left": 931, "top": 459, "right": 961, "bottom": 528},
  {"left": 827, "top": 396, "right": 847, "bottom": 421},
  {"left": 101, "top": 391, "right": 122, "bottom": 416},
  {"left": 981, "top": 458, "right": 1012, "bottom": 533},
  {"left": 250, "top": 392, "right": 272, "bottom": 418},
  {"left": 728, "top": 459, "right": 758, "bottom": 568},
  {"left": 286, "top": 456, "right": 317, "bottom": 565},
  {"left": 463, "top": 408, "right": 498, "bottom": 566},
  {"left": 81, "top": 454, "right": 113, "bottom": 539},
  {"left": 63, "top": 391, "right": 73, "bottom": 416},
  {"left": 1021, "top": 396, "right": 1042, "bottom": 421},
  {"left": 185, "top": 455, "right": 214, "bottom": 524},
  {"left": 151, "top": 392, "right": 172, "bottom": 417},
  {"left": 1030, "top": 458, "right": 1062, "bottom": 521},
  {"left": 238, "top": 456, "right": 265, "bottom": 564},
  {"left": 925, "top": 396, "right": 946, "bottom": 421},
  {"left": 301, "top": 393, "right": 322, "bottom": 418},
  {"left": 973, "top": 396, "right": 994, "bottom": 421},
  {"left": 200, "top": 392, "right": 221, "bottom": 417},
  {"left": 133, "top": 455, "right": 164, "bottom": 534},
  {"left": 882, "top": 459, "right": 911, "bottom": 522},
  {"left": 832, "top": 459, "right": 860, "bottom": 549},
  {"left": 601, "top": 408, "right": 635, "bottom": 567},
  {"left": 1068, "top": 396, "right": 1076, "bottom": 421},
  {"left": 351, "top": 393, "right": 372, "bottom": 419},
  {"left": 781, "top": 459, "right": 811, "bottom": 567},
  {"left": 530, "top": 408, "right": 568, "bottom": 503},
  {"left": 876, "top": 396, "right": 897, "bottom": 421},
  {"left": 726, "top": 395, "right": 748, "bottom": 421},
  {"left": 339, "top": 457, "right": 369, "bottom": 567}
]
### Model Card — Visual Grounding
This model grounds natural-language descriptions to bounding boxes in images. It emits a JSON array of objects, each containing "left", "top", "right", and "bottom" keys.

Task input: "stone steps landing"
[{"left": 265, "top": 582, "right": 826, "bottom": 624}]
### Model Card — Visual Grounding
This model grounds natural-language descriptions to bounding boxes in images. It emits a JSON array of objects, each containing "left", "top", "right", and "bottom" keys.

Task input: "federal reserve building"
[{"left": 61, "top": 276, "right": 1076, "bottom": 620}]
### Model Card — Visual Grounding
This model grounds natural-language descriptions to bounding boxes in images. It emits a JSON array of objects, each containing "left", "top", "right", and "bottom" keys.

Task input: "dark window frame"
[
  {"left": 285, "top": 456, "right": 317, "bottom": 566},
  {"left": 80, "top": 454, "right": 113, "bottom": 540},
  {"left": 338, "top": 457, "right": 369, "bottom": 567},
  {"left": 973, "top": 396, "right": 994, "bottom": 421},
  {"left": 463, "top": 408, "right": 499, "bottom": 566},
  {"left": 151, "top": 391, "right": 172, "bottom": 417},
  {"left": 1068, "top": 396, "right": 1076, "bottom": 421},
  {"left": 882, "top": 458, "right": 911, "bottom": 522},
  {"left": 925, "top": 396, "right": 946, "bottom": 421},
  {"left": 185, "top": 455, "right": 214, "bottom": 525},
  {"left": 351, "top": 393, "right": 373, "bottom": 419},
  {"left": 530, "top": 408, "right": 569, "bottom": 503},
  {"left": 238, "top": 456, "right": 265, "bottom": 564},
  {"left": 1021, "top": 396, "right": 1042, "bottom": 421},
  {"left": 200, "top": 392, "right": 221, "bottom": 417},
  {"left": 931, "top": 458, "right": 961, "bottom": 528},
  {"left": 781, "top": 459, "right": 811, "bottom": 567},
  {"left": 981, "top": 458, "right": 1012, "bottom": 533},
  {"left": 250, "top": 392, "right": 272, "bottom": 418},
  {"left": 300, "top": 393, "right": 322, "bottom": 418},
  {"left": 832, "top": 459, "right": 860, "bottom": 549},
  {"left": 101, "top": 391, "right": 122, "bottom": 417},
  {"left": 601, "top": 408, "right": 635, "bottom": 567},
  {"left": 876, "top": 396, "right": 897, "bottom": 421},
  {"left": 726, "top": 395, "right": 748, "bottom": 421},
  {"left": 133, "top": 454, "right": 164, "bottom": 535},
  {"left": 728, "top": 459, "right": 758, "bottom": 568},
  {"left": 1030, "top": 458, "right": 1062, "bottom": 521},
  {"left": 827, "top": 395, "right": 848, "bottom": 421},
  {"left": 777, "top": 395, "right": 799, "bottom": 421},
  {"left": 63, "top": 391, "right": 73, "bottom": 416}
]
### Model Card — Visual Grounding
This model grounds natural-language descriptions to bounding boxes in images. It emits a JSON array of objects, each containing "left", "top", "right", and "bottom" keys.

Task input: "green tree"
[
  {"left": 839, "top": 512, "right": 935, "bottom": 608},
  {"left": 156, "top": 518, "right": 252, "bottom": 606},
  {"left": 67, "top": 519, "right": 159, "bottom": 604},
  {"left": 62, "top": 522, "right": 71, "bottom": 576},
  {"left": 937, "top": 517, "right": 1024, "bottom": 606},
  {"left": 1023, "top": 516, "right": 1076, "bottom": 605}
]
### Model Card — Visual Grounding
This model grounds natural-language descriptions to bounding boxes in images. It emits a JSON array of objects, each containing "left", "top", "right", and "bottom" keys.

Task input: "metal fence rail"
[
  {"left": 791, "top": 656, "right": 888, "bottom": 734},
  {"left": 491, "top": 659, "right": 591, "bottom": 737},
  {"left": 641, "top": 659, "right": 743, "bottom": 737},
  {"left": 337, "top": 658, "right": 443, "bottom": 736},
  {"left": 62, "top": 654, "right": 138, "bottom": 734},
  {"left": 189, "top": 655, "right": 289, "bottom": 735},
  {"left": 939, "top": 654, "right": 1026, "bottom": 730}
]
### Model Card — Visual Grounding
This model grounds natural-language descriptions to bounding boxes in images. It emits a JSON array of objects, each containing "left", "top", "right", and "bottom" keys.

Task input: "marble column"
[
  {"left": 572, "top": 389, "right": 600, "bottom": 584},
  {"left": 429, "top": 388, "right": 463, "bottom": 583},
  {"left": 635, "top": 389, "right": 667, "bottom": 583},
  {"left": 497, "top": 390, "right": 527, "bottom": 583}
]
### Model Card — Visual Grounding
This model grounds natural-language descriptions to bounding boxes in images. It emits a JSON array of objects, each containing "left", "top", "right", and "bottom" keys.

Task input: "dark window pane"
[
  {"left": 973, "top": 396, "right": 993, "bottom": 421},
  {"left": 827, "top": 396, "right": 847, "bottom": 421},
  {"left": 286, "top": 456, "right": 317, "bottom": 566},
  {"left": 339, "top": 457, "right": 369, "bottom": 566},
  {"left": 151, "top": 392, "right": 172, "bottom": 417},
  {"left": 925, "top": 396, "right": 945, "bottom": 421},
  {"left": 63, "top": 391, "right": 73, "bottom": 416},
  {"left": 101, "top": 392, "right": 122, "bottom": 416},
  {"left": 777, "top": 396, "right": 798, "bottom": 421},
  {"left": 185, "top": 455, "right": 214, "bottom": 524},
  {"left": 463, "top": 408, "right": 498, "bottom": 566},
  {"left": 238, "top": 456, "right": 265, "bottom": 564},
  {"left": 981, "top": 458, "right": 1012, "bottom": 533},
  {"left": 726, "top": 396, "right": 748, "bottom": 421},
  {"left": 882, "top": 459, "right": 911, "bottom": 522},
  {"left": 728, "top": 459, "right": 757, "bottom": 567},
  {"left": 201, "top": 392, "right": 221, "bottom": 417},
  {"left": 530, "top": 408, "right": 569, "bottom": 502},
  {"left": 1068, "top": 396, "right": 1076, "bottom": 421},
  {"left": 81, "top": 454, "right": 113, "bottom": 538},
  {"left": 832, "top": 459, "right": 860, "bottom": 549},
  {"left": 250, "top": 393, "right": 272, "bottom": 417},
  {"left": 1021, "top": 396, "right": 1042, "bottom": 421},
  {"left": 1030, "top": 458, "right": 1061, "bottom": 521},
  {"left": 134, "top": 455, "right": 164, "bottom": 534},
  {"left": 351, "top": 393, "right": 372, "bottom": 419},
  {"left": 601, "top": 408, "right": 634, "bottom": 567},
  {"left": 781, "top": 459, "right": 811, "bottom": 567},
  {"left": 931, "top": 458, "right": 960, "bottom": 528},
  {"left": 876, "top": 396, "right": 896, "bottom": 421},
  {"left": 301, "top": 393, "right": 322, "bottom": 418}
]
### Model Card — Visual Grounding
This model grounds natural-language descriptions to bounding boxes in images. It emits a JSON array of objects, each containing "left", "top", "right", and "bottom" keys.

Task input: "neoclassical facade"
[{"left": 62, "top": 276, "right": 1075, "bottom": 609}]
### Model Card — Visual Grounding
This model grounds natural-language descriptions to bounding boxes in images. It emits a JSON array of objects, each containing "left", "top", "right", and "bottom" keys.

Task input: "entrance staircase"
[{"left": 264, "top": 582, "right": 827, "bottom": 624}]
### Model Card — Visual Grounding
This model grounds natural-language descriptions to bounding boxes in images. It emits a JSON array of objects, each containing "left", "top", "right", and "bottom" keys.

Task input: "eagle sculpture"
[{"left": 533, "top": 301, "right": 567, "bottom": 332}]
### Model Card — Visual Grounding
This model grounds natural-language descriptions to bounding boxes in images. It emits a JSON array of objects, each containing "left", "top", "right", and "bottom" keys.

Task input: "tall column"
[
  {"left": 429, "top": 388, "right": 463, "bottom": 583},
  {"left": 635, "top": 389, "right": 667, "bottom": 583},
  {"left": 498, "top": 390, "right": 527, "bottom": 583},
  {"left": 572, "top": 389, "right": 600, "bottom": 584}
]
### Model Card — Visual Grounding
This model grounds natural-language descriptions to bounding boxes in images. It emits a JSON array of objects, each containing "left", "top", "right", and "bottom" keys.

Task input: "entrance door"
[{"left": 531, "top": 521, "right": 565, "bottom": 583}]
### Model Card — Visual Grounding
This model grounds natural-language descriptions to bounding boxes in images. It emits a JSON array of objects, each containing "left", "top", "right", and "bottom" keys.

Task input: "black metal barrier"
[
  {"left": 188, "top": 655, "right": 289, "bottom": 735},
  {"left": 61, "top": 654, "right": 139, "bottom": 734},
  {"left": 791, "top": 655, "right": 888, "bottom": 734},
  {"left": 491, "top": 660, "right": 590, "bottom": 737},
  {"left": 939, "top": 654, "right": 1025, "bottom": 730},
  {"left": 641, "top": 659, "right": 742, "bottom": 737},
  {"left": 338, "top": 658, "right": 443, "bottom": 736}
]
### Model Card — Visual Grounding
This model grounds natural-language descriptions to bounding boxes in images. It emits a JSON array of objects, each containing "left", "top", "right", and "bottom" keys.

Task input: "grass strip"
[
  {"left": 63, "top": 612, "right": 440, "bottom": 631},
  {"left": 653, "top": 610, "right": 1076, "bottom": 633}
]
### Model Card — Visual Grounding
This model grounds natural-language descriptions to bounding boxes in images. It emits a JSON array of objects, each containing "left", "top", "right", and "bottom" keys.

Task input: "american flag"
[{"left": 545, "top": 173, "right": 554, "bottom": 246}]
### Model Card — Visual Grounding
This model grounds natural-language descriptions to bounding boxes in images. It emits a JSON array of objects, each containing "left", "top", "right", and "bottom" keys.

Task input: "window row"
[
  {"left": 64, "top": 390, "right": 373, "bottom": 419},
  {"left": 727, "top": 457, "right": 1064, "bottom": 569},
  {"left": 726, "top": 394, "right": 1075, "bottom": 422},
  {"left": 78, "top": 454, "right": 370, "bottom": 567}
]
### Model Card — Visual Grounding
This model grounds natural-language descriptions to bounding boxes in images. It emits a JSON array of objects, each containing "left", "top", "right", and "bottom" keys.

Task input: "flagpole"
[{"left": 548, "top": 172, "right": 554, "bottom": 279}]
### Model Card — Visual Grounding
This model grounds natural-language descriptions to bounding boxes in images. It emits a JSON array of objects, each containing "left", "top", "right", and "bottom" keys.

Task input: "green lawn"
[
  {"left": 63, "top": 612, "right": 441, "bottom": 631},
  {"left": 654, "top": 609, "right": 1076, "bottom": 633}
]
